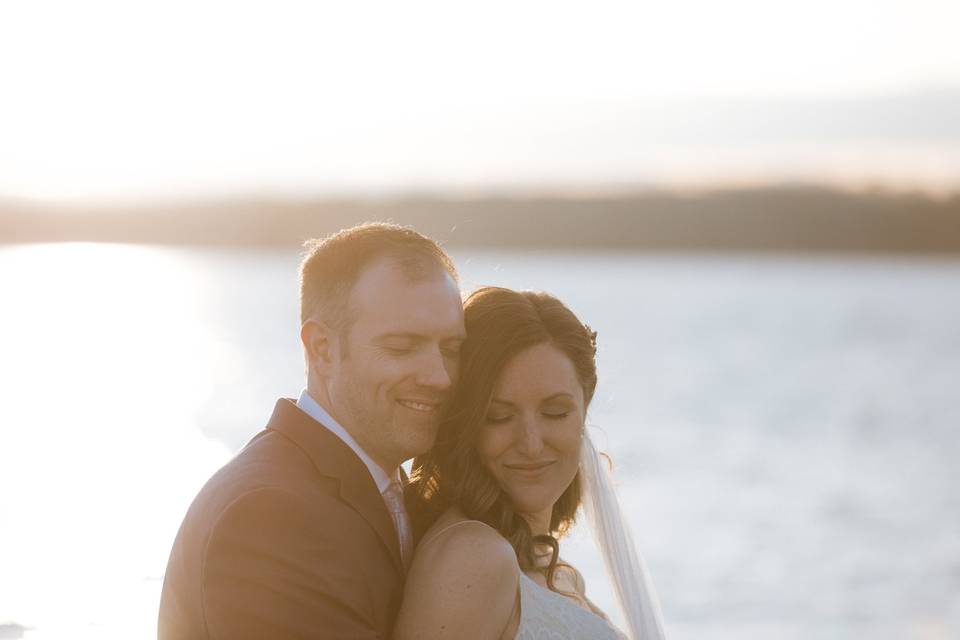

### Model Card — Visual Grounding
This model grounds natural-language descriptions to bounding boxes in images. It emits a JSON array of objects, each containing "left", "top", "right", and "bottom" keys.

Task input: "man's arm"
[{"left": 202, "top": 487, "right": 382, "bottom": 639}]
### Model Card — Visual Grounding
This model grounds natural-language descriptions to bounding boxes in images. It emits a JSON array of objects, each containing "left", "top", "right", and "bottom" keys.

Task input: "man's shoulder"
[
  {"left": 192, "top": 428, "right": 342, "bottom": 518},
  {"left": 166, "top": 426, "right": 374, "bottom": 582},
  {"left": 161, "top": 443, "right": 398, "bottom": 640}
]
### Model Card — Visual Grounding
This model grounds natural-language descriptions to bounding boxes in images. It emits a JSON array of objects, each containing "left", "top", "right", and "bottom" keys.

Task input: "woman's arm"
[{"left": 394, "top": 522, "right": 520, "bottom": 640}]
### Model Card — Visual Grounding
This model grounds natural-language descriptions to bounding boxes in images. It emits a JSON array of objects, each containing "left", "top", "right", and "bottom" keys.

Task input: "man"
[{"left": 158, "top": 223, "right": 466, "bottom": 639}]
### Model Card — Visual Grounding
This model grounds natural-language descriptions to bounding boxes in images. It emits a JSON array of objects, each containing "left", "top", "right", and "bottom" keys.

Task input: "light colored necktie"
[{"left": 382, "top": 480, "right": 413, "bottom": 569}]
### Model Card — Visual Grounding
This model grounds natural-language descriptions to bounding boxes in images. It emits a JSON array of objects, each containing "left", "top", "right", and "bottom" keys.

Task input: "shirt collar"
[{"left": 296, "top": 389, "right": 397, "bottom": 494}]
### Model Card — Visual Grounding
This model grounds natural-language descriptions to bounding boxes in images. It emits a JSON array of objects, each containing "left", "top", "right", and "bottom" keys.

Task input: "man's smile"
[{"left": 396, "top": 399, "right": 439, "bottom": 412}]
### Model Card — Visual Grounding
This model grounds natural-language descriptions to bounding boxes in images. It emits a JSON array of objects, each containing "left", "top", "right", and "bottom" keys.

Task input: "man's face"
[{"left": 326, "top": 258, "right": 465, "bottom": 471}]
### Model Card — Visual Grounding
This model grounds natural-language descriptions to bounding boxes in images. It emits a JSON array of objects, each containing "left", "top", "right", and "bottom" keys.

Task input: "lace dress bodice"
[{"left": 515, "top": 571, "right": 627, "bottom": 640}]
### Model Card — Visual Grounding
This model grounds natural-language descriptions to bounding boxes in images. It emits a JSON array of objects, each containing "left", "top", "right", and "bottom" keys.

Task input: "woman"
[{"left": 395, "top": 287, "right": 666, "bottom": 640}]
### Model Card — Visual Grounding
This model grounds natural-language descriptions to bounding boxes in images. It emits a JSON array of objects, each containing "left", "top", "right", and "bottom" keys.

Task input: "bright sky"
[{"left": 1, "top": 0, "right": 959, "bottom": 199}]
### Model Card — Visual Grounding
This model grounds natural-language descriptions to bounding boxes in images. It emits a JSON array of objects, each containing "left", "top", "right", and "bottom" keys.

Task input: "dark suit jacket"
[{"left": 158, "top": 399, "right": 404, "bottom": 639}]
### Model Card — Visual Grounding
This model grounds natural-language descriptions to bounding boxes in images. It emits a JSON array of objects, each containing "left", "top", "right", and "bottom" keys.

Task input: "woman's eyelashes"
[{"left": 483, "top": 409, "right": 572, "bottom": 424}]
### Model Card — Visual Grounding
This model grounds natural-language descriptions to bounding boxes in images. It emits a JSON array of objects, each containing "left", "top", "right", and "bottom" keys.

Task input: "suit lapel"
[
  {"left": 265, "top": 399, "right": 405, "bottom": 576},
  {"left": 336, "top": 470, "right": 405, "bottom": 575}
]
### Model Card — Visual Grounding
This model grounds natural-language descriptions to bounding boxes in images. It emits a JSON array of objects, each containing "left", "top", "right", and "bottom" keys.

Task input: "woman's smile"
[{"left": 503, "top": 460, "right": 558, "bottom": 478}]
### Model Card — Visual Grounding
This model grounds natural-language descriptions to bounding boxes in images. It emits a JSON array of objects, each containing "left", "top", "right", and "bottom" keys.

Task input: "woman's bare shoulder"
[
  {"left": 415, "top": 511, "right": 516, "bottom": 571},
  {"left": 420, "top": 509, "right": 508, "bottom": 547},
  {"left": 557, "top": 558, "right": 610, "bottom": 620},
  {"left": 395, "top": 511, "right": 519, "bottom": 639}
]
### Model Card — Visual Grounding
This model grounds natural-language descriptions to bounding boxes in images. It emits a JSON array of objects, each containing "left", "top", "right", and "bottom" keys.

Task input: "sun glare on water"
[{"left": 0, "top": 243, "right": 234, "bottom": 638}]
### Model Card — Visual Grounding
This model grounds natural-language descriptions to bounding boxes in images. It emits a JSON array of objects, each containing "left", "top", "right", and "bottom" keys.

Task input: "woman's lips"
[{"left": 503, "top": 460, "right": 557, "bottom": 477}]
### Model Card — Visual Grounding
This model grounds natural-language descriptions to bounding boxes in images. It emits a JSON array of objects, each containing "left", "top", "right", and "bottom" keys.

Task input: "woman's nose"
[{"left": 516, "top": 415, "right": 545, "bottom": 456}]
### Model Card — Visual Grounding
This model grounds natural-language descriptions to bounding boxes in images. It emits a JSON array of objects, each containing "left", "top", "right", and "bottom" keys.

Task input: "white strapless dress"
[{"left": 515, "top": 571, "right": 627, "bottom": 640}]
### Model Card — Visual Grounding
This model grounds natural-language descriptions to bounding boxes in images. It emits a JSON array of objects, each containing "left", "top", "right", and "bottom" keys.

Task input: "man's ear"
[{"left": 301, "top": 319, "right": 337, "bottom": 376}]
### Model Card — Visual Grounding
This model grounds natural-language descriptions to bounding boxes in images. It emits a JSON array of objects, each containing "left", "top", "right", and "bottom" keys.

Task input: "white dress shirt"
[{"left": 296, "top": 389, "right": 412, "bottom": 565}]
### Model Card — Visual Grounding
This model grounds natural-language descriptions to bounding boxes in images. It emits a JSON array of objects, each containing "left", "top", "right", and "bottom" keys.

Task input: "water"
[{"left": 1, "top": 243, "right": 958, "bottom": 639}]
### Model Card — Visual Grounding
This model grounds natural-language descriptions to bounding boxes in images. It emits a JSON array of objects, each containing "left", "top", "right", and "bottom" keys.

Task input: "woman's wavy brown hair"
[{"left": 407, "top": 286, "right": 598, "bottom": 589}]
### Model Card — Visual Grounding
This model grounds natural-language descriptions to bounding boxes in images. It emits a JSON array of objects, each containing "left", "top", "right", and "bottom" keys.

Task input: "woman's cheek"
[
  {"left": 553, "top": 420, "right": 584, "bottom": 452},
  {"left": 476, "top": 427, "right": 509, "bottom": 463}
]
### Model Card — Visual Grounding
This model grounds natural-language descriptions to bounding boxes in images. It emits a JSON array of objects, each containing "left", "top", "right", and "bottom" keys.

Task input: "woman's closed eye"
[{"left": 485, "top": 410, "right": 570, "bottom": 424}]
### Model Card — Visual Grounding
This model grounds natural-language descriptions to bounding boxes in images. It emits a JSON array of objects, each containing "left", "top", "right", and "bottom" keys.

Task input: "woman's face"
[{"left": 476, "top": 342, "right": 585, "bottom": 524}]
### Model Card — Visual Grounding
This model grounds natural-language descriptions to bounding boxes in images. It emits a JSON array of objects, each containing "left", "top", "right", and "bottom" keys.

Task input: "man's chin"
[{"left": 400, "top": 425, "right": 440, "bottom": 461}]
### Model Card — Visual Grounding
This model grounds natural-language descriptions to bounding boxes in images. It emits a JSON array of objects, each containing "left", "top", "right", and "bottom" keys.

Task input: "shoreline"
[{"left": 3, "top": 186, "right": 960, "bottom": 253}]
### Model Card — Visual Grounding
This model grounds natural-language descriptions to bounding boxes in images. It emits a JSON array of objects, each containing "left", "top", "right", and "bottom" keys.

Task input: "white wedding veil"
[{"left": 580, "top": 430, "right": 667, "bottom": 640}]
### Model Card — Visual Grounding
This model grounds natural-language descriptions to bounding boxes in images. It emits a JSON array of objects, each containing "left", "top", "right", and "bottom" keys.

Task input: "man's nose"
[
  {"left": 415, "top": 346, "right": 453, "bottom": 391},
  {"left": 516, "top": 415, "right": 545, "bottom": 456}
]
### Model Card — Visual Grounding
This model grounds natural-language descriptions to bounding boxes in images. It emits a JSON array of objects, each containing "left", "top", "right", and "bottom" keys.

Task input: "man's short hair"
[{"left": 299, "top": 222, "right": 459, "bottom": 336}]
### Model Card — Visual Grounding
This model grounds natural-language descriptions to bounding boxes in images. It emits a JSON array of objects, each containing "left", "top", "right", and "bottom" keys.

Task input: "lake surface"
[{"left": 1, "top": 243, "right": 958, "bottom": 639}]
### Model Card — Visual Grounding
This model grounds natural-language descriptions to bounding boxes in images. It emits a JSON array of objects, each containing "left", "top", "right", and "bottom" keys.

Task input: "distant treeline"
[{"left": 3, "top": 187, "right": 960, "bottom": 252}]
